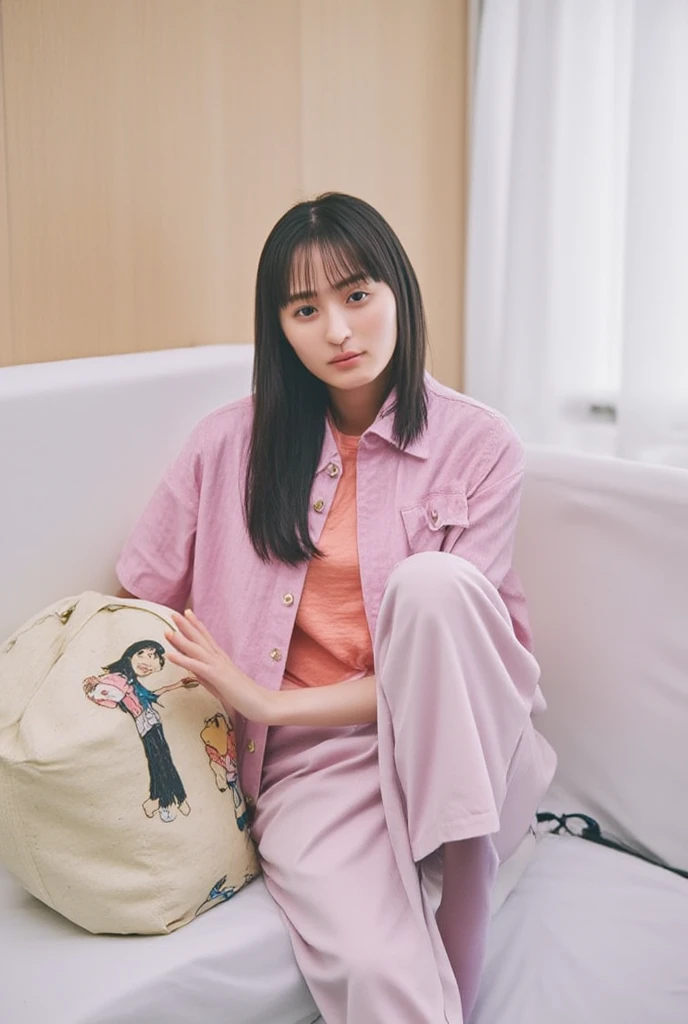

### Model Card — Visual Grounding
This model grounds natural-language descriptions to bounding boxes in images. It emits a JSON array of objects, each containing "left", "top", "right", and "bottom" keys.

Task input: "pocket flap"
[{"left": 401, "top": 489, "right": 469, "bottom": 546}]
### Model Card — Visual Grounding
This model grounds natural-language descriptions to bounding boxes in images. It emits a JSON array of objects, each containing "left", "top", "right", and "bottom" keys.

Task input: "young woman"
[{"left": 116, "top": 193, "right": 556, "bottom": 1023}]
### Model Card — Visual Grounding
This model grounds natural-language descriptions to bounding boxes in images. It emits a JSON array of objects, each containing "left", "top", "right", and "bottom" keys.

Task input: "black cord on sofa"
[{"left": 536, "top": 811, "right": 688, "bottom": 881}]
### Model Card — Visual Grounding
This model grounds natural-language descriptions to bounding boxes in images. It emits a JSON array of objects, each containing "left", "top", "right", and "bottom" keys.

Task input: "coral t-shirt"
[{"left": 282, "top": 424, "right": 374, "bottom": 689}]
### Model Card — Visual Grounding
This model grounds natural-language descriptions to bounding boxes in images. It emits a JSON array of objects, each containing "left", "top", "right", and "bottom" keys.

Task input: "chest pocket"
[{"left": 400, "top": 489, "right": 469, "bottom": 554}]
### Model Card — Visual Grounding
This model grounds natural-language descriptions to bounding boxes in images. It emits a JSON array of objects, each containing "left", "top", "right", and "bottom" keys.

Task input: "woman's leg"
[
  {"left": 253, "top": 722, "right": 464, "bottom": 1024},
  {"left": 374, "top": 552, "right": 557, "bottom": 1019},
  {"left": 435, "top": 837, "right": 497, "bottom": 1019}
]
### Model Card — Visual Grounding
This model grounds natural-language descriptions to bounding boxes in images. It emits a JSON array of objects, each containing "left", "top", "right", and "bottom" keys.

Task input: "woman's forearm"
[
  {"left": 160, "top": 608, "right": 372, "bottom": 729},
  {"left": 265, "top": 675, "right": 377, "bottom": 728}
]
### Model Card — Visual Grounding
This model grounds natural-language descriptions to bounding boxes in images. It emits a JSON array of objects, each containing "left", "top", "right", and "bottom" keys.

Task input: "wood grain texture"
[
  {"left": 0, "top": 0, "right": 468, "bottom": 387},
  {"left": 0, "top": 2, "right": 13, "bottom": 366},
  {"left": 299, "top": 0, "right": 468, "bottom": 389},
  {"left": 2, "top": 0, "right": 302, "bottom": 364}
]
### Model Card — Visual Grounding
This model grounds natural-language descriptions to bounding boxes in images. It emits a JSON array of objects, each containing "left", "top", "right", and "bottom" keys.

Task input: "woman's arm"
[
  {"left": 163, "top": 611, "right": 377, "bottom": 728},
  {"left": 266, "top": 675, "right": 377, "bottom": 727}
]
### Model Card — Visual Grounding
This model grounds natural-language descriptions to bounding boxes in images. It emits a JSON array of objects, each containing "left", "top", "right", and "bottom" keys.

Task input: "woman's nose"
[{"left": 324, "top": 306, "right": 352, "bottom": 345}]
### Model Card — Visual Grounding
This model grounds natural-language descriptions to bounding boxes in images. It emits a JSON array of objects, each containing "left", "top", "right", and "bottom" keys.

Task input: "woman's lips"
[{"left": 330, "top": 352, "right": 363, "bottom": 366}]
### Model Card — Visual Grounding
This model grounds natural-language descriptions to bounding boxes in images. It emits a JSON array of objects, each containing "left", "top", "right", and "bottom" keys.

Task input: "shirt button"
[
  {"left": 313, "top": 499, "right": 325, "bottom": 512},
  {"left": 326, "top": 463, "right": 339, "bottom": 477},
  {"left": 247, "top": 739, "right": 256, "bottom": 753},
  {"left": 269, "top": 648, "right": 282, "bottom": 662},
  {"left": 245, "top": 794, "right": 255, "bottom": 807},
  {"left": 282, "top": 593, "right": 294, "bottom": 606}
]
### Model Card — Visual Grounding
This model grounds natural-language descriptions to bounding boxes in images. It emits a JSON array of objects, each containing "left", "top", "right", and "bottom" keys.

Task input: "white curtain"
[{"left": 465, "top": 0, "right": 688, "bottom": 467}]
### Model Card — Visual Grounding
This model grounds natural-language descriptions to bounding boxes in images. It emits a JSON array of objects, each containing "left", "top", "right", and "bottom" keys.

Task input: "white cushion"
[
  {"left": 0, "top": 345, "right": 254, "bottom": 643},
  {"left": 0, "top": 862, "right": 319, "bottom": 1024},
  {"left": 515, "top": 447, "right": 688, "bottom": 872},
  {"left": 474, "top": 834, "right": 688, "bottom": 1024}
]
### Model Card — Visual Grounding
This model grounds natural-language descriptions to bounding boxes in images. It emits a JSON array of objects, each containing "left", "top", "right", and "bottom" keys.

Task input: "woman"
[
  {"left": 117, "top": 193, "right": 556, "bottom": 1022},
  {"left": 83, "top": 639, "right": 195, "bottom": 823}
]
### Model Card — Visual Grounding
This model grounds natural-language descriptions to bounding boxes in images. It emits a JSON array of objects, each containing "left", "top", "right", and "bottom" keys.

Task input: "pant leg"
[
  {"left": 253, "top": 722, "right": 463, "bottom": 1024},
  {"left": 374, "top": 552, "right": 557, "bottom": 1018}
]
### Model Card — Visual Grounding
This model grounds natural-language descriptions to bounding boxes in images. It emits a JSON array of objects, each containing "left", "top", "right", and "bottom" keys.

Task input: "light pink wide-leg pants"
[{"left": 252, "top": 553, "right": 556, "bottom": 1023}]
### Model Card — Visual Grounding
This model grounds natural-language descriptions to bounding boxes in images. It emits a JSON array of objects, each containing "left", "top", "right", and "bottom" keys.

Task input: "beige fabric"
[{"left": 0, "top": 592, "right": 259, "bottom": 935}]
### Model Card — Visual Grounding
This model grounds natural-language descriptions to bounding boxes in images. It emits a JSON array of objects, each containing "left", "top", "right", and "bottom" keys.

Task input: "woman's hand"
[{"left": 164, "top": 610, "right": 273, "bottom": 723}]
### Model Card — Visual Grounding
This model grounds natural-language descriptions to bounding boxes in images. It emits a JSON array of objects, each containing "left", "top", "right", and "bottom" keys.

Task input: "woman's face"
[
  {"left": 130, "top": 648, "right": 162, "bottom": 678},
  {"left": 279, "top": 247, "right": 398, "bottom": 397}
]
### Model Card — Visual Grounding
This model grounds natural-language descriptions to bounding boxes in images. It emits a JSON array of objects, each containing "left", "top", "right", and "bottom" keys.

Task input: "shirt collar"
[{"left": 316, "top": 377, "right": 431, "bottom": 473}]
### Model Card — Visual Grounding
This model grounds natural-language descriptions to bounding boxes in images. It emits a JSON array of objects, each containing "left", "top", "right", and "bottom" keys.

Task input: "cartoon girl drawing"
[
  {"left": 83, "top": 639, "right": 197, "bottom": 823},
  {"left": 200, "top": 713, "right": 248, "bottom": 831}
]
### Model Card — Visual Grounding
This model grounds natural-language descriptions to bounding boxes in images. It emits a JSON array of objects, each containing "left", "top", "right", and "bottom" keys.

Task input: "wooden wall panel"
[
  {"left": 0, "top": 0, "right": 468, "bottom": 388},
  {"left": 1, "top": 0, "right": 302, "bottom": 365},
  {"left": 0, "top": 4, "right": 12, "bottom": 366},
  {"left": 299, "top": 0, "right": 468, "bottom": 389}
]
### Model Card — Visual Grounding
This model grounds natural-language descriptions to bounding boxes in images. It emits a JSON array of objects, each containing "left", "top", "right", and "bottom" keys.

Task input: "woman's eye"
[
  {"left": 295, "top": 305, "right": 316, "bottom": 318},
  {"left": 348, "top": 291, "right": 368, "bottom": 303}
]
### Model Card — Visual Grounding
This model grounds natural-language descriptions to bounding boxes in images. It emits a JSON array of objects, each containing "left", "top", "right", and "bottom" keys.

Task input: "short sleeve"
[
  {"left": 443, "top": 417, "right": 525, "bottom": 592},
  {"left": 116, "top": 421, "right": 206, "bottom": 612}
]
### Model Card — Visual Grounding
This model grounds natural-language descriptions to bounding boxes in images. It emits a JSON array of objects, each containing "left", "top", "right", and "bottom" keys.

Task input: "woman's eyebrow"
[{"left": 287, "top": 273, "right": 368, "bottom": 304}]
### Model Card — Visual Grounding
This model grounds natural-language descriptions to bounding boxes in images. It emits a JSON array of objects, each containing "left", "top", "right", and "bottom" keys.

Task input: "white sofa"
[{"left": 1, "top": 346, "right": 686, "bottom": 1024}]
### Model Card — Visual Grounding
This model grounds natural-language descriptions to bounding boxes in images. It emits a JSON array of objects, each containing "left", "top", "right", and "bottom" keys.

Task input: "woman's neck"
[{"left": 327, "top": 374, "right": 391, "bottom": 435}]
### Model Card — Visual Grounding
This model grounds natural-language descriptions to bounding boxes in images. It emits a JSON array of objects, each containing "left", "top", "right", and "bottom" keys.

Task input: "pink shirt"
[{"left": 116, "top": 373, "right": 530, "bottom": 808}]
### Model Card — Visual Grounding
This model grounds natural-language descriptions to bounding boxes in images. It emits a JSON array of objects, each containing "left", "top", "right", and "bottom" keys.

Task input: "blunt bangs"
[{"left": 282, "top": 234, "right": 381, "bottom": 309}]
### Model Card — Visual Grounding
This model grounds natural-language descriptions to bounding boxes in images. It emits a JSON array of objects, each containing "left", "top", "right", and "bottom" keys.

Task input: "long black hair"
[{"left": 245, "top": 192, "right": 428, "bottom": 565}]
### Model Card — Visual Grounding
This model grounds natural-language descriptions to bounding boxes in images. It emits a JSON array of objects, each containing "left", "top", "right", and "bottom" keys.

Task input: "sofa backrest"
[
  {"left": 515, "top": 447, "right": 688, "bottom": 872},
  {"left": 2, "top": 348, "right": 686, "bottom": 870},
  {"left": 0, "top": 346, "right": 253, "bottom": 641}
]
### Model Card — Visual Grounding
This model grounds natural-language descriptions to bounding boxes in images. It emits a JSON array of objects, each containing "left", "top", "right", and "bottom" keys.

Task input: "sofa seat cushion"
[
  {"left": 474, "top": 833, "right": 688, "bottom": 1024},
  {"left": 0, "top": 863, "right": 319, "bottom": 1024}
]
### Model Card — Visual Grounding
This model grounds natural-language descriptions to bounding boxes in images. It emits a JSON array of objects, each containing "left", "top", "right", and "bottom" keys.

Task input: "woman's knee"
[{"left": 384, "top": 552, "right": 491, "bottom": 615}]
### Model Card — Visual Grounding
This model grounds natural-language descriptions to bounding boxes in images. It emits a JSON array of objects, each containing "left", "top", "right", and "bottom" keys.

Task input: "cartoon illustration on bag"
[
  {"left": 83, "top": 639, "right": 198, "bottom": 823},
  {"left": 195, "top": 870, "right": 258, "bottom": 917},
  {"left": 200, "top": 713, "right": 249, "bottom": 831}
]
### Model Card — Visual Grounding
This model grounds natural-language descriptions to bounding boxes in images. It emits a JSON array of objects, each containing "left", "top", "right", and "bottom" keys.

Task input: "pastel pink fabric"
[
  {"left": 252, "top": 553, "right": 556, "bottom": 1022},
  {"left": 117, "top": 373, "right": 535, "bottom": 809}
]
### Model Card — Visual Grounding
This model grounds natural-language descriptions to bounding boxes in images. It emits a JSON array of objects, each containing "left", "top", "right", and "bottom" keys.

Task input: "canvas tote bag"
[{"left": 0, "top": 592, "right": 259, "bottom": 934}]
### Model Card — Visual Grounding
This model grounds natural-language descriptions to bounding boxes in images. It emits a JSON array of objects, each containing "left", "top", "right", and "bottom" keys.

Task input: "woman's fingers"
[
  {"left": 167, "top": 614, "right": 210, "bottom": 654},
  {"left": 165, "top": 649, "right": 201, "bottom": 674},
  {"left": 170, "top": 611, "right": 223, "bottom": 661},
  {"left": 166, "top": 614, "right": 229, "bottom": 699},
  {"left": 165, "top": 628, "right": 208, "bottom": 665},
  {"left": 166, "top": 650, "right": 223, "bottom": 703},
  {"left": 166, "top": 648, "right": 213, "bottom": 683},
  {"left": 169, "top": 610, "right": 225, "bottom": 664},
  {"left": 184, "top": 609, "right": 223, "bottom": 654},
  {"left": 170, "top": 611, "right": 206, "bottom": 647}
]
